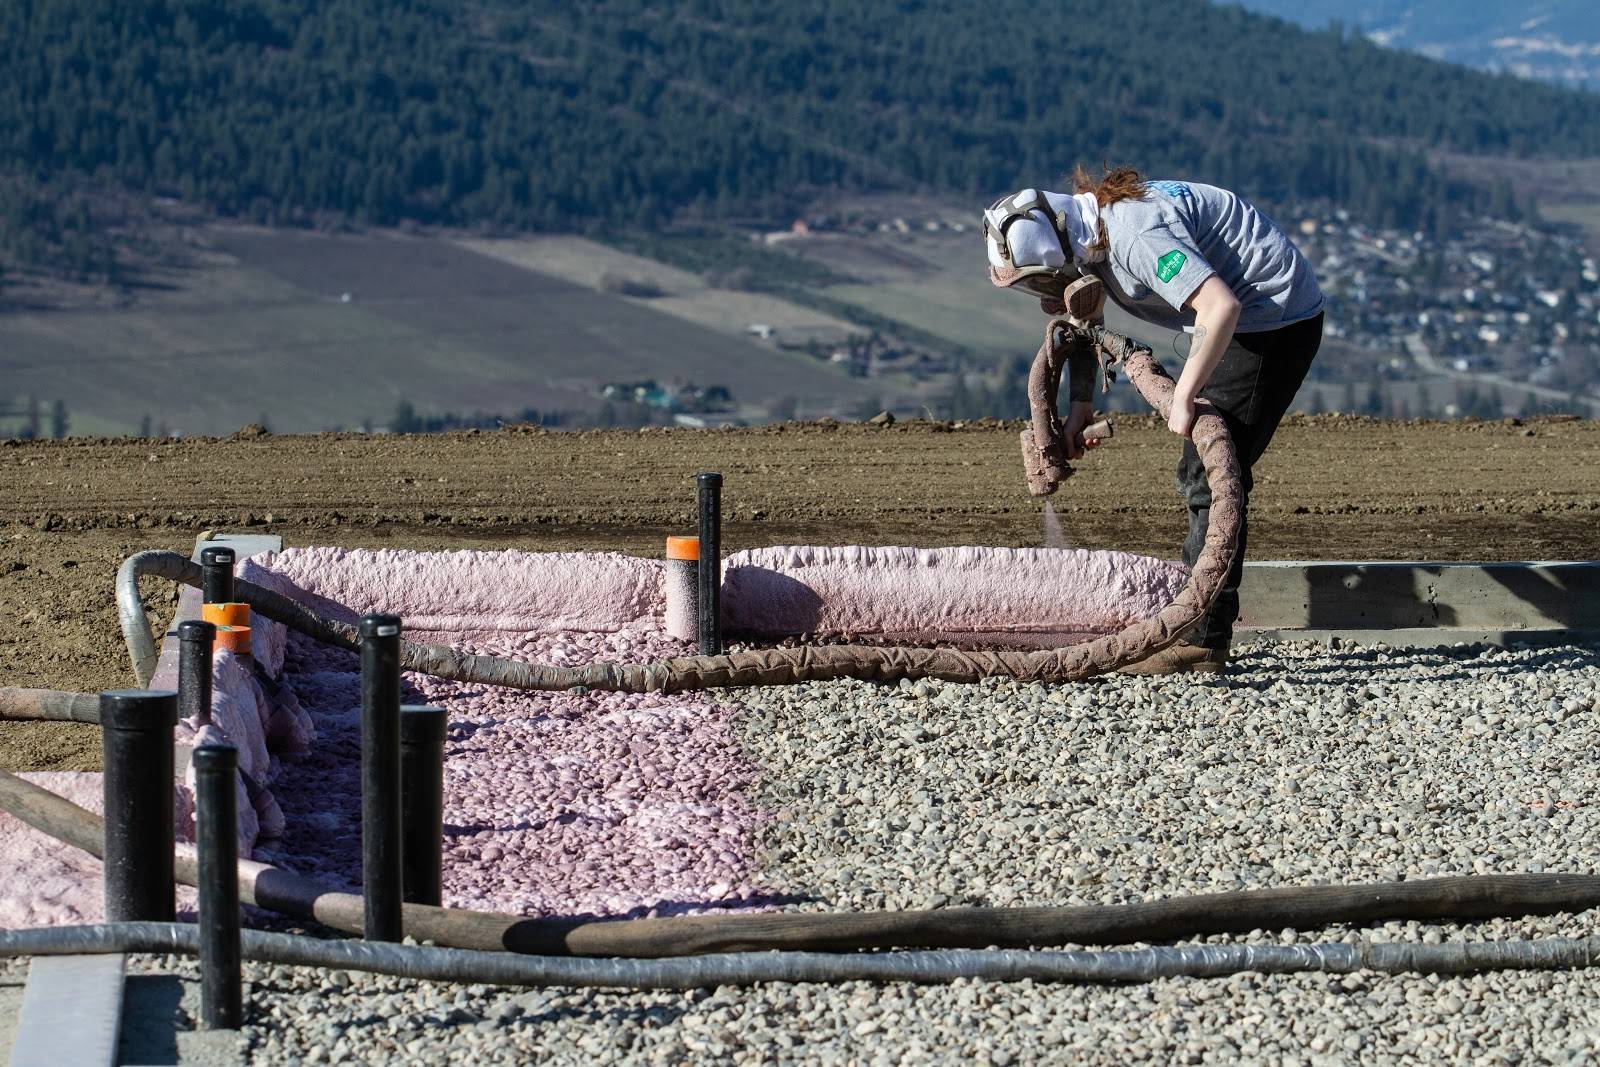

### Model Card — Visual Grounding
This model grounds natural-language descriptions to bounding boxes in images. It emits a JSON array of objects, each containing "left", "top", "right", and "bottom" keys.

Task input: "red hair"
[
  {"left": 1071, "top": 163, "right": 1149, "bottom": 206},
  {"left": 1070, "top": 164, "right": 1148, "bottom": 251}
]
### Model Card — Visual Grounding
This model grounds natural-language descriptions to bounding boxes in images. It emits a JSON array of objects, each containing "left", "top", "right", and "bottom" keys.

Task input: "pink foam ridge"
[
  {"left": 251, "top": 547, "right": 665, "bottom": 640},
  {"left": 722, "top": 545, "right": 1189, "bottom": 638}
]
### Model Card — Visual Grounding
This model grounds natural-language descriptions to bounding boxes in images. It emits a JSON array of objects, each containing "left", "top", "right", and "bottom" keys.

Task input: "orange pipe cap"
[
  {"left": 214, "top": 624, "right": 252, "bottom": 654},
  {"left": 665, "top": 536, "right": 700, "bottom": 561}
]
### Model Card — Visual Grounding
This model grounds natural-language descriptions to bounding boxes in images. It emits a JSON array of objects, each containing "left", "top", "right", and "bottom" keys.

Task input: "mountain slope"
[
  {"left": 4, "top": 0, "right": 1600, "bottom": 262},
  {"left": 1232, "top": 1, "right": 1600, "bottom": 91}
]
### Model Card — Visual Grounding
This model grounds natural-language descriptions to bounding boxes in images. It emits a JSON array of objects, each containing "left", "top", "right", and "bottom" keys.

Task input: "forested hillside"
[{"left": 6, "top": 0, "right": 1600, "bottom": 281}]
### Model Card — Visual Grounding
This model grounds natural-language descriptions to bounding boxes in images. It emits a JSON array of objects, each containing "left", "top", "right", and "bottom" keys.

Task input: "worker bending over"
[{"left": 984, "top": 167, "right": 1324, "bottom": 674}]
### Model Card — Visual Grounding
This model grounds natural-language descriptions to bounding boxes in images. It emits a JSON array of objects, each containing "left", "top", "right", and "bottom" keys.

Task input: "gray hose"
[
  {"left": 11, "top": 766, "right": 1600, "bottom": 960},
  {"left": 118, "top": 549, "right": 196, "bottom": 687},
  {"left": 3, "top": 923, "right": 1598, "bottom": 989},
  {"left": 0, "top": 687, "right": 100, "bottom": 723}
]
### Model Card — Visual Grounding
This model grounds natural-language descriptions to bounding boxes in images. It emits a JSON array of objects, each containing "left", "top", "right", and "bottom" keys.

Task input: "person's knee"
[
  {"left": 1176, "top": 469, "right": 1212, "bottom": 509},
  {"left": 1174, "top": 454, "right": 1207, "bottom": 501}
]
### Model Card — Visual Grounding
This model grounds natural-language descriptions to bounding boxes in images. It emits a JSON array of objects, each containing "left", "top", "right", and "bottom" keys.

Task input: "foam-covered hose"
[
  {"left": 114, "top": 329, "right": 1241, "bottom": 692},
  {"left": 3, "top": 923, "right": 1599, "bottom": 989},
  {"left": 0, "top": 687, "right": 100, "bottom": 723},
  {"left": 9, "top": 767, "right": 1600, "bottom": 960}
]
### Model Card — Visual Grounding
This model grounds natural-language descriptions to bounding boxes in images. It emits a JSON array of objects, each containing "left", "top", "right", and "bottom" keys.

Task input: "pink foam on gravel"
[
  {"left": 722, "top": 545, "right": 1188, "bottom": 639},
  {"left": 0, "top": 773, "right": 196, "bottom": 928},
  {"left": 260, "top": 627, "right": 771, "bottom": 919},
  {"left": 239, "top": 542, "right": 1190, "bottom": 921}
]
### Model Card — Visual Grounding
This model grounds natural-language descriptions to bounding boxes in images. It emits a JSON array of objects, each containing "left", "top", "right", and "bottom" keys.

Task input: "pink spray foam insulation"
[
  {"left": 241, "top": 542, "right": 1188, "bottom": 920},
  {"left": 260, "top": 627, "right": 772, "bottom": 919},
  {"left": 248, "top": 546, "right": 666, "bottom": 639},
  {"left": 0, "top": 773, "right": 197, "bottom": 928},
  {"left": 720, "top": 545, "right": 1188, "bottom": 641},
  {"left": 170, "top": 646, "right": 309, "bottom": 850}
]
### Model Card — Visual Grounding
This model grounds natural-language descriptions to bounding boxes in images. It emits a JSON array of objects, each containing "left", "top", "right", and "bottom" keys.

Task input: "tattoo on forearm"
[{"left": 1174, "top": 323, "right": 1209, "bottom": 359}]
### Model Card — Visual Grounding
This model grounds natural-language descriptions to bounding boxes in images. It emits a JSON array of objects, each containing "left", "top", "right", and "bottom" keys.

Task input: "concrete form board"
[
  {"left": 8, "top": 955, "right": 124, "bottom": 1067},
  {"left": 1236, "top": 561, "right": 1600, "bottom": 633}
]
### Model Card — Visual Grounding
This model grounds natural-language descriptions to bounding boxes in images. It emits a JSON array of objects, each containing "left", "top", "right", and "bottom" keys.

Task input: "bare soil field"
[{"left": 2, "top": 415, "right": 1597, "bottom": 771}]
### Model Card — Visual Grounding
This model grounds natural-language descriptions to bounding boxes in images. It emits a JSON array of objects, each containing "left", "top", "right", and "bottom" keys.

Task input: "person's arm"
[{"left": 1168, "top": 275, "right": 1241, "bottom": 438}]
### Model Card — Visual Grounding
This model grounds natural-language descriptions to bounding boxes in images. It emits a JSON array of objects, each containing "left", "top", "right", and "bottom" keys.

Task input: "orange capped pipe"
[
  {"left": 202, "top": 603, "right": 250, "bottom": 629},
  {"left": 664, "top": 536, "right": 700, "bottom": 641}
]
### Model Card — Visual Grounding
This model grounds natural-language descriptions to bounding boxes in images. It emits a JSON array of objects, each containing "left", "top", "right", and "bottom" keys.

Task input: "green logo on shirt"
[{"left": 1156, "top": 250, "right": 1187, "bottom": 283}]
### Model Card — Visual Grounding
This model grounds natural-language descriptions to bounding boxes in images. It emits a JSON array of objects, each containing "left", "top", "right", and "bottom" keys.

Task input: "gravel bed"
[
  {"left": 28, "top": 640, "right": 1600, "bottom": 1063},
  {"left": 744, "top": 639, "right": 1600, "bottom": 918}
]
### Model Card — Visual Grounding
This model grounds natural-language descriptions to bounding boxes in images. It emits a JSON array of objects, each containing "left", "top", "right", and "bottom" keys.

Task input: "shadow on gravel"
[{"left": 1237, "top": 643, "right": 1600, "bottom": 682}]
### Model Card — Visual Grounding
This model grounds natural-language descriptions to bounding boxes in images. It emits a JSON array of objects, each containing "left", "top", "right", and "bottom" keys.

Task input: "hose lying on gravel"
[
  {"left": 9, "top": 767, "right": 1600, "bottom": 959},
  {"left": 4, "top": 923, "right": 1600, "bottom": 989},
  {"left": 0, "top": 687, "right": 100, "bottom": 723},
  {"left": 116, "top": 326, "right": 1244, "bottom": 693}
]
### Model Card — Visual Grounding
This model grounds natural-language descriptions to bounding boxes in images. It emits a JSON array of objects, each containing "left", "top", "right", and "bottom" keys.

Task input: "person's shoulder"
[
  {"left": 1103, "top": 192, "right": 1160, "bottom": 217},
  {"left": 1103, "top": 195, "right": 1164, "bottom": 240},
  {"left": 1105, "top": 200, "right": 1175, "bottom": 250}
]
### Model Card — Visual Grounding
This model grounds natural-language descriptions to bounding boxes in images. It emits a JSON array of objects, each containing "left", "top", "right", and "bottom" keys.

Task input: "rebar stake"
[
  {"left": 193, "top": 742, "right": 242, "bottom": 1029},
  {"left": 178, "top": 620, "right": 216, "bottom": 726},
  {"left": 359, "top": 613, "right": 403, "bottom": 942},
  {"left": 696, "top": 471, "right": 723, "bottom": 655},
  {"left": 199, "top": 546, "right": 236, "bottom": 605},
  {"left": 100, "top": 689, "right": 177, "bottom": 922},
  {"left": 400, "top": 705, "right": 448, "bottom": 907}
]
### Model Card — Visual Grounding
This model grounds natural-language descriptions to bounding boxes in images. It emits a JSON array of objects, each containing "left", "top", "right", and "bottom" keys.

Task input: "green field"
[{"left": 0, "top": 229, "right": 872, "bottom": 436}]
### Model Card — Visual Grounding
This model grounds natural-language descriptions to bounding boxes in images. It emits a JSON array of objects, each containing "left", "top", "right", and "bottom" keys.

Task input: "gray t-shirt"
[{"left": 1086, "top": 180, "right": 1323, "bottom": 334}]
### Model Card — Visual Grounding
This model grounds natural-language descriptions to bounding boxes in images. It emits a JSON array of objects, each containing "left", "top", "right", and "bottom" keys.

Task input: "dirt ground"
[{"left": 3, "top": 415, "right": 1597, "bottom": 771}]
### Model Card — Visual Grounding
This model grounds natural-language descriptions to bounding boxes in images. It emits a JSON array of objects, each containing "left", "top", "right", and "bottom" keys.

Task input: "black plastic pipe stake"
[
  {"left": 193, "top": 742, "right": 243, "bottom": 1030},
  {"left": 199, "top": 546, "right": 236, "bottom": 605},
  {"left": 178, "top": 620, "right": 216, "bottom": 726},
  {"left": 100, "top": 689, "right": 178, "bottom": 922},
  {"left": 400, "top": 705, "right": 448, "bottom": 907},
  {"left": 359, "top": 613, "right": 404, "bottom": 942},
  {"left": 696, "top": 471, "right": 723, "bottom": 656}
]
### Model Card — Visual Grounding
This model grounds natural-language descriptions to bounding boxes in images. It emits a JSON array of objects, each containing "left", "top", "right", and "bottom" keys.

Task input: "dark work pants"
[{"left": 1178, "top": 312, "right": 1323, "bottom": 649}]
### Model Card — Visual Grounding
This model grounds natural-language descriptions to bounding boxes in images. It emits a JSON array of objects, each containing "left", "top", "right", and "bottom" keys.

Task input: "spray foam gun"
[{"left": 1020, "top": 274, "right": 1135, "bottom": 496}]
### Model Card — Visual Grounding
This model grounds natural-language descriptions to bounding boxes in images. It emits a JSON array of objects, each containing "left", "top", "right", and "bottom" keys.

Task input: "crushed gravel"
[{"left": 22, "top": 639, "right": 1600, "bottom": 1063}]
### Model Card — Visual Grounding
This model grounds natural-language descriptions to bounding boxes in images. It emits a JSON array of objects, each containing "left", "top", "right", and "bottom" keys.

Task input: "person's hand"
[
  {"left": 1063, "top": 400, "right": 1099, "bottom": 460},
  {"left": 1168, "top": 391, "right": 1197, "bottom": 439}
]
